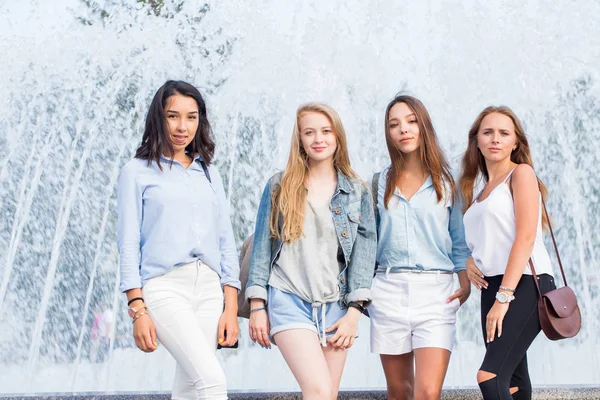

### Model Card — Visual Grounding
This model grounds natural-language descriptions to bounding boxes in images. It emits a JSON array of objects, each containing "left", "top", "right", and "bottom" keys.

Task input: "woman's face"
[
  {"left": 388, "top": 102, "right": 421, "bottom": 154},
  {"left": 164, "top": 94, "right": 199, "bottom": 154},
  {"left": 299, "top": 111, "right": 337, "bottom": 164},
  {"left": 477, "top": 112, "right": 518, "bottom": 163}
]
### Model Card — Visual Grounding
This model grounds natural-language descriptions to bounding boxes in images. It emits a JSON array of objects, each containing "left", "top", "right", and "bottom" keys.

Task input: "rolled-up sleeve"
[
  {"left": 117, "top": 165, "right": 143, "bottom": 292},
  {"left": 211, "top": 166, "right": 241, "bottom": 291},
  {"left": 346, "top": 186, "right": 377, "bottom": 306},
  {"left": 448, "top": 195, "right": 470, "bottom": 273},
  {"left": 245, "top": 179, "right": 274, "bottom": 302}
]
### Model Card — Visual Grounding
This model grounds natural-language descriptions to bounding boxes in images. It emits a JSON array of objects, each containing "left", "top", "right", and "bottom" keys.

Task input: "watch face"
[
  {"left": 496, "top": 292, "right": 508, "bottom": 303},
  {"left": 128, "top": 308, "right": 136, "bottom": 318}
]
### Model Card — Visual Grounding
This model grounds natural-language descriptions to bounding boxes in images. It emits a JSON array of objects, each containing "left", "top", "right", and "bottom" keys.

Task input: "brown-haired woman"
[
  {"left": 246, "top": 103, "right": 377, "bottom": 399},
  {"left": 369, "top": 95, "right": 471, "bottom": 400},
  {"left": 460, "top": 106, "right": 556, "bottom": 400}
]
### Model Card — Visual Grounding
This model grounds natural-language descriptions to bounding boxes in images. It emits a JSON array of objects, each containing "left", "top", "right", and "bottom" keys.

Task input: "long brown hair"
[
  {"left": 270, "top": 103, "right": 359, "bottom": 243},
  {"left": 458, "top": 105, "right": 549, "bottom": 227},
  {"left": 383, "top": 95, "right": 455, "bottom": 208}
]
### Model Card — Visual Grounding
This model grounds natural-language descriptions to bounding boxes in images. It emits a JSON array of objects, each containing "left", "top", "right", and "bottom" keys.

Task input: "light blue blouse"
[
  {"left": 117, "top": 155, "right": 240, "bottom": 292},
  {"left": 376, "top": 166, "right": 470, "bottom": 273}
]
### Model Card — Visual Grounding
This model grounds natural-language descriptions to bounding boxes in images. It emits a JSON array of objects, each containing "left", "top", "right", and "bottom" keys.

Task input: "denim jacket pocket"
[{"left": 347, "top": 211, "right": 361, "bottom": 241}]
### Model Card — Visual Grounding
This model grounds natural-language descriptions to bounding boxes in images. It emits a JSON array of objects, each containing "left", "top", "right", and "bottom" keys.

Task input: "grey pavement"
[{"left": 2, "top": 388, "right": 600, "bottom": 400}]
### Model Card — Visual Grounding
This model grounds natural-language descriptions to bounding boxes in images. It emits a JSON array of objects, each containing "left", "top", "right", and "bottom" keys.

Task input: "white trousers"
[{"left": 143, "top": 260, "right": 227, "bottom": 400}]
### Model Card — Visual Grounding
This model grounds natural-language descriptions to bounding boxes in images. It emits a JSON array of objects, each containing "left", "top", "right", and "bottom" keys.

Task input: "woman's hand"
[
  {"left": 249, "top": 299, "right": 271, "bottom": 348},
  {"left": 133, "top": 312, "right": 158, "bottom": 353},
  {"left": 466, "top": 257, "right": 488, "bottom": 291},
  {"left": 218, "top": 285, "right": 239, "bottom": 347},
  {"left": 447, "top": 269, "right": 472, "bottom": 305},
  {"left": 486, "top": 300, "right": 510, "bottom": 343},
  {"left": 326, "top": 307, "right": 361, "bottom": 349},
  {"left": 218, "top": 307, "right": 239, "bottom": 347}
]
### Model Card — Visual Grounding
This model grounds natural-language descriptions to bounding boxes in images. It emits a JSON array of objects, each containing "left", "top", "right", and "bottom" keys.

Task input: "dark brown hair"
[{"left": 135, "top": 80, "right": 215, "bottom": 170}]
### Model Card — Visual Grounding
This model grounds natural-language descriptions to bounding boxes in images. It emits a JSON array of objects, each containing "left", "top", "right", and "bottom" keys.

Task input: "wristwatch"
[{"left": 495, "top": 292, "right": 515, "bottom": 304}]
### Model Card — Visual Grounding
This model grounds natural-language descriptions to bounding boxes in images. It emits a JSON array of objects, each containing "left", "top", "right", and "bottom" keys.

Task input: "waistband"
[
  {"left": 376, "top": 267, "right": 453, "bottom": 275},
  {"left": 376, "top": 267, "right": 453, "bottom": 282}
]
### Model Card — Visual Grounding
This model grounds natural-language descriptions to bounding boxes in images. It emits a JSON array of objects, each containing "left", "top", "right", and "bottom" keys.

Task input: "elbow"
[{"left": 514, "top": 233, "right": 536, "bottom": 248}]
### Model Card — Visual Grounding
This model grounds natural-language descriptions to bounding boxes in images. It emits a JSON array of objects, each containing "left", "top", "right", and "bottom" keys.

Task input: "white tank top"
[{"left": 463, "top": 170, "right": 554, "bottom": 277}]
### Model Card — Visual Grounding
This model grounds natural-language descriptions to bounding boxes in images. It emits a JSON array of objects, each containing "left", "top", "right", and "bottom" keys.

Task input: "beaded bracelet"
[
  {"left": 249, "top": 307, "right": 266, "bottom": 313},
  {"left": 499, "top": 285, "right": 516, "bottom": 293}
]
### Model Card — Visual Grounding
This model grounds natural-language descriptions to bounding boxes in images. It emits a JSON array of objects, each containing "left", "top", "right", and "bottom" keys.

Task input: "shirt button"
[
  {"left": 341, "top": 278, "right": 345, "bottom": 284},
  {"left": 342, "top": 232, "right": 347, "bottom": 237},
  {"left": 347, "top": 258, "right": 351, "bottom": 263},
  {"left": 335, "top": 209, "right": 341, "bottom": 214}
]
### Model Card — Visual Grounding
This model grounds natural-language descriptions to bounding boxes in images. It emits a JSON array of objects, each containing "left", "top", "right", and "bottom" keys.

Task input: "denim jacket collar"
[{"left": 336, "top": 169, "right": 353, "bottom": 194}]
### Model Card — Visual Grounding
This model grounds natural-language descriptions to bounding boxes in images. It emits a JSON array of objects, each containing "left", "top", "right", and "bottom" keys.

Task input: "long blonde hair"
[
  {"left": 383, "top": 95, "right": 456, "bottom": 208},
  {"left": 458, "top": 105, "right": 549, "bottom": 227},
  {"left": 270, "top": 103, "right": 359, "bottom": 243}
]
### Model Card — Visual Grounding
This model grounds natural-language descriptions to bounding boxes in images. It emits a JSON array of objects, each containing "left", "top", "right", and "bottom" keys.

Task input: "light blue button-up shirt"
[
  {"left": 117, "top": 155, "right": 240, "bottom": 292},
  {"left": 376, "top": 166, "right": 470, "bottom": 273}
]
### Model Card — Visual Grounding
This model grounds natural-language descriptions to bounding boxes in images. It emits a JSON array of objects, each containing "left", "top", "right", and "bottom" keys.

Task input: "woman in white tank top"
[{"left": 459, "top": 106, "right": 556, "bottom": 400}]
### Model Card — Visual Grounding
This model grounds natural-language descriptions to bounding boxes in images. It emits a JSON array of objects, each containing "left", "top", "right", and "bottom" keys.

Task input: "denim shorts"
[{"left": 268, "top": 287, "right": 347, "bottom": 346}]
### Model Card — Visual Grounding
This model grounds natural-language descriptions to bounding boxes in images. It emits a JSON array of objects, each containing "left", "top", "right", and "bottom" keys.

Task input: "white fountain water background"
[{"left": 0, "top": 0, "right": 599, "bottom": 393}]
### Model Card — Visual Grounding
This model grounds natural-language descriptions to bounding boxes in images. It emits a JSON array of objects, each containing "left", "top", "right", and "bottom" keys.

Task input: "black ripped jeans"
[{"left": 478, "top": 274, "right": 555, "bottom": 400}]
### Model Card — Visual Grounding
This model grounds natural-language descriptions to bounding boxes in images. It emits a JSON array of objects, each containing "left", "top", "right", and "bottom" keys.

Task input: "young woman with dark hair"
[
  {"left": 117, "top": 80, "right": 240, "bottom": 399},
  {"left": 460, "top": 106, "right": 555, "bottom": 400},
  {"left": 369, "top": 95, "right": 471, "bottom": 400}
]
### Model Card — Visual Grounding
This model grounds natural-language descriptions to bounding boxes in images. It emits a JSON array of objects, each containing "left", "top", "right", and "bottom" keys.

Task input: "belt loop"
[
  {"left": 386, "top": 266, "right": 391, "bottom": 279},
  {"left": 436, "top": 270, "right": 440, "bottom": 282}
]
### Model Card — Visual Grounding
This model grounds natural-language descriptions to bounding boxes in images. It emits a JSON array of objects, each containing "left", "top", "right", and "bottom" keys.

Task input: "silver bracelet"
[{"left": 499, "top": 285, "right": 516, "bottom": 293}]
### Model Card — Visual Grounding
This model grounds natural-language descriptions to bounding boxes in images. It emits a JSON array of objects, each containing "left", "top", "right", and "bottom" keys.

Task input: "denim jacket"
[{"left": 246, "top": 170, "right": 377, "bottom": 308}]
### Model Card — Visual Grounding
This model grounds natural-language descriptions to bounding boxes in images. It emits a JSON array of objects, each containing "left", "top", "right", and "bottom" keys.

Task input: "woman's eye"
[
  {"left": 390, "top": 123, "right": 398, "bottom": 128},
  {"left": 409, "top": 119, "right": 417, "bottom": 124},
  {"left": 168, "top": 114, "right": 177, "bottom": 119}
]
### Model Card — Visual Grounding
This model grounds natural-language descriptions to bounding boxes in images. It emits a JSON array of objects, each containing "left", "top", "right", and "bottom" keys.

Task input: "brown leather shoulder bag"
[{"left": 529, "top": 197, "right": 581, "bottom": 340}]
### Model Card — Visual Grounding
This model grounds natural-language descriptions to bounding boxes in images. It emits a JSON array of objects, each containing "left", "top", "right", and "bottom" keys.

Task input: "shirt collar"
[{"left": 159, "top": 153, "right": 201, "bottom": 164}]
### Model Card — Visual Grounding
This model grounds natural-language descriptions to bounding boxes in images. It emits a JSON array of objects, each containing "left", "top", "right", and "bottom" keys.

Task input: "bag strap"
[
  {"left": 371, "top": 172, "right": 380, "bottom": 225},
  {"left": 196, "top": 159, "right": 212, "bottom": 183},
  {"left": 508, "top": 174, "right": 568, "bottom": 297}
]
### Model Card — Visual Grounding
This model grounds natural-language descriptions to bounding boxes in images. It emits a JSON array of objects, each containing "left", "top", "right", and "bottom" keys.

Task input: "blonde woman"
[{"left": 246, "top": 103, "right": 377, "bottom": 400}]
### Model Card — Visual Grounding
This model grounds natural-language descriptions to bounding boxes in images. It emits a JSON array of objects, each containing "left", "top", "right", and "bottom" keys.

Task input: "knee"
[
  {"left": 387, "top": 378, "right": 414, "bottom": 400},
  {"left": 414, "top": 385, "right": 441, "bottom": 400},
  {"left": 302, "top": 381, "right": 334, "bottom": 400},
  {"left": 477, "top": 372, "right": 499, "bottom": 400},
  {"left": 510, "top": 385, "right": 532, "bottom": 400},
  {"left": 195, "top": 369, "right": 227, "bottom": 396},
  {"left": 477, "top": 369, "right": 496, "bottom": 384}
]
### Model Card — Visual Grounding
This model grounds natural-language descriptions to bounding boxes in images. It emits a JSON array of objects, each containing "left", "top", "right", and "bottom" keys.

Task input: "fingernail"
[
  {"left": 154, "top": 341, "right": 158, "bottom": 347},
  {"left": 218, "top": 338, "right": 223, "bottom": 344}
]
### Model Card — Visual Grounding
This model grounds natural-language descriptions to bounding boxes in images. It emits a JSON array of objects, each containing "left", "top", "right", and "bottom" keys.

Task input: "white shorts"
[{"left": 369, "top": 270, "right": 460, "bottom": 355}]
